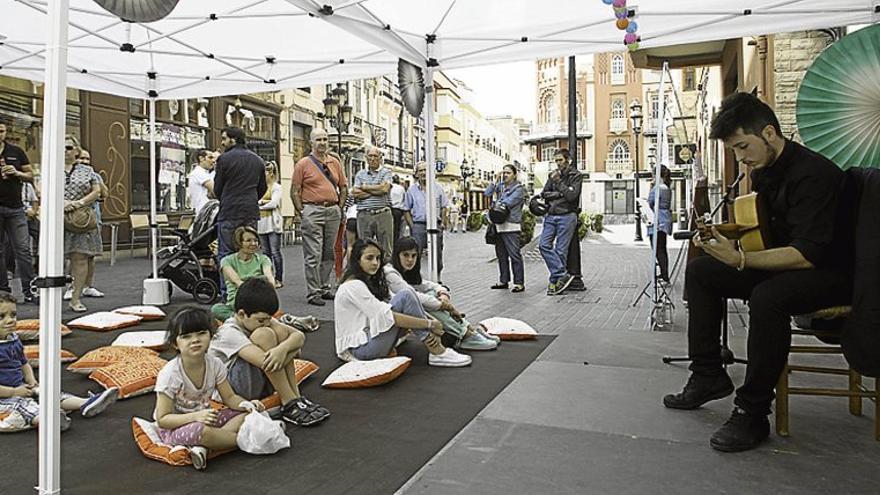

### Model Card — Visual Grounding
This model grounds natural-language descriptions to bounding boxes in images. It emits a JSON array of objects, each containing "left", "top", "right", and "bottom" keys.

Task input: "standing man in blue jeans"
[
  {"left": 0, "top": 123, "right": 37, "bottom": 303},
  {"left": 213, "top": 127, "right": 268, "bottom": 297},
  {"left": 539, "top": 149, "right": 582, "bottom": 296},
  {"left": 404, "top": 162, "right": 449, "bottom": 282}
]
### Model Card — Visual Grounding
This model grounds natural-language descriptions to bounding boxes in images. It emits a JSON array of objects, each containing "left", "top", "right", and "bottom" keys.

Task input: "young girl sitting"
[
  {"left": 386, "top": 236, "right": 499, "bottom": 351},
  {"left": 333, "top": 239, "right": 471, "bottom": 367},
  {"left": 154, "top": 306, "right": 267, "bottom": 471},
  {"left": 0, "top": 293, "right": 117, "bottom": 432},
  {"left": 212, "top": 226, "right": 275, "bottom": 321}
]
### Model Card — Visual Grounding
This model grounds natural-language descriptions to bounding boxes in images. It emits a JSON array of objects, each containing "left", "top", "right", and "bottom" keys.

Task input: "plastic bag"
[{"left": 236, "top": 410, "right": 290, "bottom": 454}]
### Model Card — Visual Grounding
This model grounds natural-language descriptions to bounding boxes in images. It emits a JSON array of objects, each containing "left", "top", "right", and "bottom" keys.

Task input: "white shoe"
[
  {"left": 82, "top": 287, "right": 105, "bottom": 298},
  {"left": 63, "top": 288, "right": 72, "bottom": 300},
  {"left": 428, "top": 348, "right": 472, "bottom": 367},
  {"left": 189, "top": 446, "right": 208, "bottom": 471}
]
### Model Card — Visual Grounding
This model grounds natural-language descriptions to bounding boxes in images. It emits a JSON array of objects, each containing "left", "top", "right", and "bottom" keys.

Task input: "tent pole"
[
  {"left": 652, "top": 62, "right": 669, "bottom": 303},
  {"left": 37, "top": 0, "right": 69, "bottom": 493},
  {"left": 424, "top": 65, "right": 438, "bottom": 282},
  {"left": 148, "top": 98, "right": 159, "bottom": 278}
]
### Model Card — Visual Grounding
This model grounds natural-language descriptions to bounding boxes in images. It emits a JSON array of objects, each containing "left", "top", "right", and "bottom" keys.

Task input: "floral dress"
[{"left": 64, "top": 163, "right": 102, "bottom": 256}]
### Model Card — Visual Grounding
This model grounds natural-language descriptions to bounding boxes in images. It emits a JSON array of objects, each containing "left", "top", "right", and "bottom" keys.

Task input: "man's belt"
[
  {"left": 358, "top": 206, "right": 390, "bottom": 215},
  {"left": 305, "top": 201, "right": 338, "bottom": 207}
]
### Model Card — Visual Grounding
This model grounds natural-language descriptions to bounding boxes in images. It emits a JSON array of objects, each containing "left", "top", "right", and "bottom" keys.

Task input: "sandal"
[
  {"left": 68, "top": 301, "right": 87, "bottom": 313},
  {"left": 281, "top": 396, "right": 330, "bottom": 426}
]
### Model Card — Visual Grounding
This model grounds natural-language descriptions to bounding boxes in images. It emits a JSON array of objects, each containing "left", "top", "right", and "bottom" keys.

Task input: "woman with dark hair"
[
  {"left": 211, "top": 226, "right": 275, "bottom": 321},
  {"left": 385, "top": 236, "right": 497, "bottom": 350},
  {"left": 484, "top": 164, "right": 526, "bottom": 292},
  {"left": 647, "top": 164, "right": 673, "bottom": 283},
  {"left": 333, "top": 239, "right": 471, "bottom": 367}
]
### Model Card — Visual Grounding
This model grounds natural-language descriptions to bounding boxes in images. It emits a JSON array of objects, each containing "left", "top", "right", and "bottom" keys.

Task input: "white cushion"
[
  {"left": 112, "top": 331, "right": 168, "bottom": 350},
  {"left": 67, "top": 312, "right": 142, "bottom": 331},
  {"left": 322, "top": 357, "right": 412, "bottom": 388},
  {"left": 478, "top": 317, "right": 538, "bottom": 340},
  {"left": 113, "top": 305, "right": 166, "bottom": 320}
]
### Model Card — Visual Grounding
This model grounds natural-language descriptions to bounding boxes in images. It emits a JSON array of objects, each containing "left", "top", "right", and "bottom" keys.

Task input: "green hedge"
[
  {"left": 576, "top": 212, "right": 604, "bottom": 240},
  {"left": 467, "top": 211, "right": 484, "bottom": 231},
  {"left": 519, "top": 209, "right": 536, "bottom": 247}
]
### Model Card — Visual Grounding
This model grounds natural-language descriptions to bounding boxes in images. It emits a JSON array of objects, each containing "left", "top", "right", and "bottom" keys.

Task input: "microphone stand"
[{"left": 663, "top": 171, "right": 748, "bottom": 367}]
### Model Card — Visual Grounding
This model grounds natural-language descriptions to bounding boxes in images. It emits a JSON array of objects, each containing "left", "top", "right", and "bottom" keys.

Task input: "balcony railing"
[
  {"left": 609, "top": 117, "right": 627, "bottom": 134},
  {"left": 605, "top": 156, "right": 632, "bottom": 173}
]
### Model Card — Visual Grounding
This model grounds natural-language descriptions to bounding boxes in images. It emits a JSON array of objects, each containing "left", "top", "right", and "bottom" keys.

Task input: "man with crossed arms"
[
  {"left": 291, "top": 129, "right": 348, "bottom": 306},
  {"left": 351, "top": 146, "right": 394, "bottom": 261}
]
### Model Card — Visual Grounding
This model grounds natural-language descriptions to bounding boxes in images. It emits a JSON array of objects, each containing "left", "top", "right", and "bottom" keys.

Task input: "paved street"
[{"left": 14, "top": 224, "right": 878, "bottom": 494}]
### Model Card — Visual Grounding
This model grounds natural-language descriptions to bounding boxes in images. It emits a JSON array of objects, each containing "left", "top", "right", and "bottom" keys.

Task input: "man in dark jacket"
[
  {"left": 213, "top": 126, "right": 268, "bottom": 295},
  {"left": 539, "top": 148, "right": 582, "bottom": 296}
]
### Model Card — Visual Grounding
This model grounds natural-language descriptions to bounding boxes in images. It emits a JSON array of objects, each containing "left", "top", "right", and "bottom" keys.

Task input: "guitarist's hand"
[{"left": 693, "top": 226, "right": 739, "bottom": 267}]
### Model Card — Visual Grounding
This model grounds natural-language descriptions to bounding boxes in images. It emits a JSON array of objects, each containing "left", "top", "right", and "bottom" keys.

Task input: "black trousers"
[
  {"left": 685, "top": 255, "right": 851, "bottom": 416},
  {"left": 566, "top": 221, "right": 581, "bottom": 277},
  {"left": 648, "top": 231, "right": 669, "bottom": 282}
]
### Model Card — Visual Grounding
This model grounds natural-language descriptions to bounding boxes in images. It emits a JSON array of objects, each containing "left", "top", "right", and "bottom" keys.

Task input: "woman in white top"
[
  {"left": 257, "top": 161, "right": 284, "bottom": 288},
  {"left": 333, "top": 239, "right": 471, "bottom": 367},
  {"left": 384, "top": 236, "right": 498, "bottom": 351}
]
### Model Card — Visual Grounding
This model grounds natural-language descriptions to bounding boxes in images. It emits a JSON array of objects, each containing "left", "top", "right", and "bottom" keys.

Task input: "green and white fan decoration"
[{"left": 797, "top": 24, "right": 880, "bottom": 169}]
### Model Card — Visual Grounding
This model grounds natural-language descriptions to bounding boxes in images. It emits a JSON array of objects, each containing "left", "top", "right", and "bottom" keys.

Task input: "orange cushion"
[
  {"left": 67, "top": 346, "right": 159, "bottom": 374},
  {"left": 14, "top": 319, "right": 72, "bottom": 341},
  {"left": 132, "top": 418, "right": 231, "bottom": 466},
  {"left": 67, "top": 312, "right": 142, "bottom": 332},
  {"left": 321, "top": 357, "right": 411, "bottom": 389},
  {"left": 23, "top": 345, "right": 78, "bottom": 367},
  {"left": 478, "top": 317, "right": 538, "bottom": 341},
  {"left": 113, "top": 305, "right": 166, "bottom": 321},
  {"left": 89, "top": 355, "right": 167, "bottom": 399}
]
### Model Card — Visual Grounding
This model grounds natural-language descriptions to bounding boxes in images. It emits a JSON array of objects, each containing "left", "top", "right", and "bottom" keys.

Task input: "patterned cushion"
[
  {"left": 14, "top": 319, "right": 72, "bottom": 341},
  {"left": 90, "top": 355, "right": 167, "bottom": 399},
  {"left": 23, "top": 345, "right": 78, "bottom": 367},
  {"left": 113, "top": 305, "right": 166, "bottom": 321},
  {"left": 111, "top": 331, "right": 168, "bottom": 351},
  {"left": 67, "top": 312, "right": 142, "bottom": 332},
  {"left": 322, "top": 357, "right": 411, "bottom": 388},
  {"left": 478, "top": 317, "right": 538, "bottom": 341},
  {"left": 67, "top": 346, "right": 159, "bottom": 374},
  {"left": 131, "top": 418, "right": 232, "bottom": 466}
]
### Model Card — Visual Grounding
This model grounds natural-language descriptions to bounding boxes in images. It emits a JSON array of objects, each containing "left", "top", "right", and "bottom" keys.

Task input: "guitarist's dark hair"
[{"left": 709, "top": 92, "right": 781, "bottom": 141}]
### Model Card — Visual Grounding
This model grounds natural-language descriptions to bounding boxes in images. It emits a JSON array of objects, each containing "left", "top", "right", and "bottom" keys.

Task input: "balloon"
[
  {"left": 626, "top": 21, "right": 638, "bottom": 33},
  {"left": 602, "top": 0, "right": 614, "bottom": 4},
  {"left": 624, "top": 32, "right": 638, "bottom": 44},
  {"left": 613, "top": 0, "right": 627, "bottom": 7},
  {"left": 616, "top": 19, "right": 629, "bottom": 30},
  {"left": 615, "top": 9, "right": 628, "bottom": 19},
  {"left": 627, "top": 42, "right": 640, "bottom": 51}
]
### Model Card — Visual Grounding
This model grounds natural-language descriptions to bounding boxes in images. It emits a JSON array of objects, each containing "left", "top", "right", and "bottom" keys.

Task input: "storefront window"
[
  {"left": 0, "top": 84, "right": 81, "bottom": 168},
  {"left": 130, "top": 120, "right": 208, "bottom": 212}
]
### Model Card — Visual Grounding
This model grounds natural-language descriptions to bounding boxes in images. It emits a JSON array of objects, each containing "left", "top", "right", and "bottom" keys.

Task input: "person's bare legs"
[
  {"left": 69, "top": 253, "right": 89, "bottom": 309},
  {"left": 200, "top": 413, "right": 247, "bottom": 450},
  {"left": 84, "top": 255, "right": 96, "bottom": 288},
  {"left": 249, "top": 327, "right": 302, "bottom": 403}
]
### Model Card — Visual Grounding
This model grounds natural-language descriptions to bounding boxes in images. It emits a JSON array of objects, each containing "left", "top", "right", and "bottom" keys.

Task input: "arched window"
[
  {"left": 611, "top": 99, "right": 625, "bottom": 120},
  {"left": 540, "top": 91, "right": 557, "bottom": 124},
  {"left": 611, "top": 54, "right": 625, "bottom": 85},
  {"left": 609, "top": 139, "right": 630, "bottom": 162}
]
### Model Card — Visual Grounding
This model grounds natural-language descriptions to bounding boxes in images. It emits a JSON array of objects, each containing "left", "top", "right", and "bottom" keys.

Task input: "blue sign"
[{"left": 435, "top": 161, "right": 445, "bottom": 173}]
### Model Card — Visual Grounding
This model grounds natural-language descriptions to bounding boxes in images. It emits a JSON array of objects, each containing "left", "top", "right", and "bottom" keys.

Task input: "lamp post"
[
  {"left": 460, "top": 158, "right": 473, "bottom": 210},
  {"left": 630, "top": 98, "right": 644, "bottom": 242},
  {"left": 322, "top": 83, "right": 353, "bottom": 180}
]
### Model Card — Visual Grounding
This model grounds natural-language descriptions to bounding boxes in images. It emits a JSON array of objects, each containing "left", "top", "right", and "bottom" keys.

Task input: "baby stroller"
[{"left": 156, "top": 200, "right": 221, "bottom": 304}]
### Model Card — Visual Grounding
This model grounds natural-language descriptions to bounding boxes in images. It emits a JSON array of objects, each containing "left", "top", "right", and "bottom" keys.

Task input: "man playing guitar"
[{"left": 663, "top": 92, "right": 855, "bottom": 452}]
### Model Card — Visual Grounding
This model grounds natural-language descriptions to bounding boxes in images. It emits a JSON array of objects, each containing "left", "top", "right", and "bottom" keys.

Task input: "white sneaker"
[
  {"left": 428, "top": 348, "right": 472, "bottom": 367},
  {"left": 82, "top": 287, "right": 105, "bottom": 298},
  {"left": 63, "top": 287, "right": 72, "bottom": 300},
  {"left": 189, "top": 446, "right": 208, "bottom": 471}
]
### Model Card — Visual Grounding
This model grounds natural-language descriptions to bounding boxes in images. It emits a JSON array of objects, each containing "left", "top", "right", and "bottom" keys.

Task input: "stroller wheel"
[{"left": 193, "top": 278, "right": 219, "bottom": 304}]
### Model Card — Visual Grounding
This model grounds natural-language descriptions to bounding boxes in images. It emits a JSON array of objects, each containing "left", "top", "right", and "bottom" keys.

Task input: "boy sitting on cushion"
[
  {"left": 208, "top": 277, "right": 330, "bottom": 426},
  {"left": 0, "top": 293, "right": 117, "bottom": 431}
]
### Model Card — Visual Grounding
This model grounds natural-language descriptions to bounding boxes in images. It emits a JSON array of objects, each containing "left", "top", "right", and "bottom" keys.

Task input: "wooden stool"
[{"left": 776, "top": 305, "right": 880, "bottom": 440}]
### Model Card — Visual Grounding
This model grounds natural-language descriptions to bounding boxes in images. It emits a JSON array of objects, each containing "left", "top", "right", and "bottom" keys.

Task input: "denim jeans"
[
  {"left": 259, "top": 232, "right": 283, "bottom": 283},
  {"left": 410, "top": 222, "right": 444, "bottom": 277},
  {"left": 350, "top": 287, "right": 430, "bottom": 360},
  {"left": 538, "top": 213, "right": 576, "bottom": 284},
  {"left": 0, "top": 206, "right": 34, "bottom": 295},
  {"left": 495, "top": 231, "right": 524, "bottom": 285}
]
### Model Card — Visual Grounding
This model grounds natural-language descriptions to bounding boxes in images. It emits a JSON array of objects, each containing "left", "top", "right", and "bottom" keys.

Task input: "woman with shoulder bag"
[
  {"left": 483, "top": 164, "right": 525, "bottom": 293},
  {"left": 63, "top": 136, "right": 102, "bottom": 312}
]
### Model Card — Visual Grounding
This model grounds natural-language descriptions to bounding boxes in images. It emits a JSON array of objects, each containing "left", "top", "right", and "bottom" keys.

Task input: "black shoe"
[
  {"left": 710, "top": 407, "right": 770, "bottom": 452},
  {"left": 553, "top": 274, "right": 575, "bottom": 294},
  {"left": 307, "top": 297, "right": 326, "bottom": 306},
  {"left": 23, "top": 293, "right": 39, "bottom": 305},
  {"left": 490, "top": 283, "right": 509, "bottom": 290},
  {"left": 320, "top": 290, "right": 336, "bottom": 300},
  {"left": 663, "top": 372, "right": 734, "bottom": 410},
  {"left": 566, "top": 277, "right": 586, "bottom": 291},
  {"left": 281, "top": 396, "right": 330, "bottom": 426}
]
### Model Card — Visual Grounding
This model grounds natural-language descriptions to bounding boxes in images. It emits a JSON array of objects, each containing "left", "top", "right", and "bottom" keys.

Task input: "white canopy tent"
[{"left": 2, "top": 0, "right": 878, "bottom": 492}]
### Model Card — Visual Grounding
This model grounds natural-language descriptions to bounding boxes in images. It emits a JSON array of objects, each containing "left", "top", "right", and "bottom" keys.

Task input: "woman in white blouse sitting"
[
  {"left": 384, "top": 236, "right": 498, "bottom": 351},
  {"left": 333, "top": 239, "right": 471, "bottom": 367}
]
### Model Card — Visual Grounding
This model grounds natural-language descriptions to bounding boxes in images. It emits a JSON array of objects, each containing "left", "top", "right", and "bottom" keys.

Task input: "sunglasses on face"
[{"left": 65, "top": 145, "right": 75, "bottom": 151}]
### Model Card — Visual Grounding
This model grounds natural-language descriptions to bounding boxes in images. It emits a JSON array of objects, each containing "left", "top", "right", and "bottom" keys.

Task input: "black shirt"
[
  {"left": 750, "top": 139, "right": 854, "bottom": 272},
  {"left": 213, "top": 144, "right": 268, "bottom": 222},
  {"left": 0, "top": 141, "right": 29, "bottom": 209},
  {"left": 543, "top": 165, "right": 583, "bottom": 216}
]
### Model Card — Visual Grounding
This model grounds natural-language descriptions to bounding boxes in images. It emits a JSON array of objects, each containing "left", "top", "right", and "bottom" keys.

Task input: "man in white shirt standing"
[
  {"left": 389, "top": 174, "right": 407, "bottom": 240},
  {"left": 188, "top": 149, "right": 216, "bottom": 216}
]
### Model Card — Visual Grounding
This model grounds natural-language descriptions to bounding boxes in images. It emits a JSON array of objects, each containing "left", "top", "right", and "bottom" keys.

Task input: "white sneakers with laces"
[{"left": 428, "top": 348, "right": 472, "bottom": 367}]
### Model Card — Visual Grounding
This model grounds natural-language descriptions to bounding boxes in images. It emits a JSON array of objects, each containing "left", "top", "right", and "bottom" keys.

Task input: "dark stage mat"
[{"left": 3, "top": 305, "right": 553, "bottom": 495}]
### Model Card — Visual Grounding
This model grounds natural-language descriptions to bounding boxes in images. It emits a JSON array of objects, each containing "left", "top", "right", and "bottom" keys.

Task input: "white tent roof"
[{"left": 3, "top": 0, "right": 877, "bottom": 99}]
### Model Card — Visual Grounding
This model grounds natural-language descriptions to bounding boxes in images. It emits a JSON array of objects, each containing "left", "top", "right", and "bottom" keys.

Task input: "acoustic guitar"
[{"left": 695, "top": 192, "right": 772, "bottom": 252}]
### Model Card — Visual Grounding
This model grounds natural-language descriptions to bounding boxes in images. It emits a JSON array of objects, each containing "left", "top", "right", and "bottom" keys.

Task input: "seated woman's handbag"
[{"left": 64, "top": 205, "right": 97, "bottom": 234}]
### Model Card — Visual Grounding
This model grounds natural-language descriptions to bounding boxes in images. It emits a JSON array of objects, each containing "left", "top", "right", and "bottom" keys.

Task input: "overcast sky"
[{"left": 446, "top": 61, "right": 537, "bottom": 123}]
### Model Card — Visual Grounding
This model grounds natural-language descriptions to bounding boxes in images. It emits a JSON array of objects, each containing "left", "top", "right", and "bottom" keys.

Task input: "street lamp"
[
  {"left": 323, "top": 83, "right": 353, "bottom": 179},
  {"left": 460, "top": 158, "right": 473, "bottom": 210},
  {"left": 630, "top": 98, "right": 644, "bottom": 242}
]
